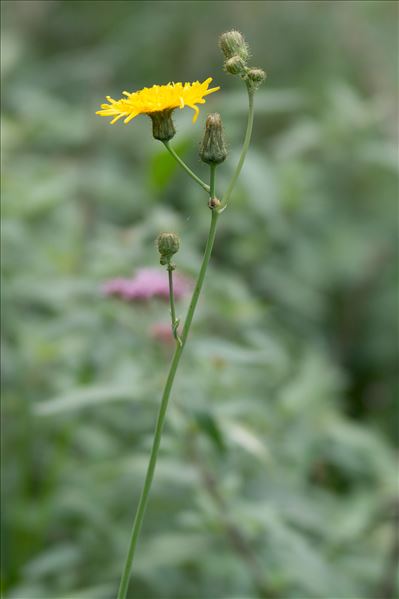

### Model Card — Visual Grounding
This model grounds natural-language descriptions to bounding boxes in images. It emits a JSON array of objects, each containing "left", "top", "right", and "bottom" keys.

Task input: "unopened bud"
[
  {"left": 208, "top": 197, "right": 221, "bottom": 210},
  {"left": 219, "top": 30, "right": 249, "bottom": 62},
  {"left": 246, "top": 68, "right": 266, "bottom": 90},
  {"left": 156, "top": 232, "right": 180, "bottom": 266},
  {"left": 149, "top": 109, "right": 176, "bottom": 141},
  {"left": 199, "top": 113, "right": 227, "bottom": 166},
  {"left": 225, "top": 55, "right": 246, "bottom": 76}
]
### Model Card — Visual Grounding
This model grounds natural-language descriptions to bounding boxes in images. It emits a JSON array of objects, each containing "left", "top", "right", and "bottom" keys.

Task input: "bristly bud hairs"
[
  {"left": 156, "top": 232, "right": 180, "bottom": 267},
  {"left": 219, "top": 30, "right": 249, "bottom": 63},
  {"left": 199, "top": 113, "right": 227, "bottom": 166},
  {"left": 246, "top": 67, "right": 266, "bottom": 90},
  {"left": 219, "top": 29, "right": 266, "bottom": 89},
  {"left": 225, "top": 55, "right": 246, "bottom": 75},
  {"left": 150, "top": 109, "right": 176, "bottom": 142}
]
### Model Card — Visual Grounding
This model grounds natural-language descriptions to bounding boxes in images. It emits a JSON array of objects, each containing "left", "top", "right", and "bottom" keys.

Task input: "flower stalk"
[
  {"left": 156, "top": 231, "right": 183, "bottom": 346},
  {"left": 168, "top": 266, "right": 182, "bottom": 346},
  {"left": 163, "top": 141, "right": 210, "bottom": 193},
  {"left": 221, "top": 82, "right": 254, "bottom": 208},
  {"left": 117, "top": 206, "right": 219, "bottom": 599},
  {"left": 209, "top": 163, "right": 216, "bottom": 199}
]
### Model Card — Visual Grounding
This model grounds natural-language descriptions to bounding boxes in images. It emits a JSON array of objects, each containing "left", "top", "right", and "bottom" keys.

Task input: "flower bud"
[
  {"left": 219, "top": 30, "right": 249, "bottom": 62},
  {"left": 225, "top": 55, "right": 246, "bottom": 76},
  {"left": 199, "top": 113, "right": 227, "bottom": 166},
  {"left": 149, "top": 109, "right": 176, "bottom": 141},
  {"left": 208, "top": 197, "right": 221, "bottom": 210},
  {"left": 246, "top": 68, "right": 266, "bottom": 90},
  {"left": 156, "top": 232, "right": 180, "bottom": 266}
]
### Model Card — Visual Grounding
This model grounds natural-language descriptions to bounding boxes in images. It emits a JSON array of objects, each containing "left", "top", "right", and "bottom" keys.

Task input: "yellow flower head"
[{"left": 96, "top": 78, "right": 220, "bottom": 126}]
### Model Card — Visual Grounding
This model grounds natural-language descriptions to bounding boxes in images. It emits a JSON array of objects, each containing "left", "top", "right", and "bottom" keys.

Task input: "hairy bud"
[
  {"left": 199, "top": 113, "right": 227, "bottom": 166},
  {"left": 156, "top": 232, "right": 180, "bottom": 266},
  {"left": 246, "top": 68, "right": 266, "bottom": 90},
  {"left": 219, "top": 30, "right": 249, "bottom": 62},
  {"left": 149, "top": 109, "right": 176, "bottom": 141},
  {"left": 225, "top": 55, "right": 246, "bottom": 76}
]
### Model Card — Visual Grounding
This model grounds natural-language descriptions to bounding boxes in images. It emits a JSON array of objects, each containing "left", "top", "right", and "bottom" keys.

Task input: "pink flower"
[
  {"left": 102, "top": 268, "right": 191, "bottom": 302},
  {"left": 149, "top": 322, "right": 175, "bottom": 345}
]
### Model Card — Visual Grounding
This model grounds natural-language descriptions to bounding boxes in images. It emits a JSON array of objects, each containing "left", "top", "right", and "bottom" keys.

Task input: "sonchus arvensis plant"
[{"left": 96, "top": 29, "right": 266, "bottom": 599}]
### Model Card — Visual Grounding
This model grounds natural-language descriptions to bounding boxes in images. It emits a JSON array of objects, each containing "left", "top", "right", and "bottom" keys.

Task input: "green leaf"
[{"left": 35, "top": 384, "right": 145, "bottom": 415}]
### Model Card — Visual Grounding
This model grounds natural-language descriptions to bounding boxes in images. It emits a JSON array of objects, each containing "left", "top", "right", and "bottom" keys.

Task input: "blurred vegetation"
[{"left": 1, "top": 1, "right": 398, "bottom": 598}]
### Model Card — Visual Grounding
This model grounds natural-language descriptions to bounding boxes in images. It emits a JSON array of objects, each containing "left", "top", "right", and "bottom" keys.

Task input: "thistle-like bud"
[
  {"left": 199, "top": 113, "right": 227, "bottom": 166},
  {"left": 156, "top": 232, "right": 180, "bottom": 266},
  {"left": 246, "top": 68, "right": 266, "bottom": 90},
  {"left": 225, "top": 55, "right": 246, "bottom": 76},
  {"left": 149, "top": 109, "right": 176, "bottom": 141},
  {"left": 219, "top": 30, "right": 249, "bottom": 63}
]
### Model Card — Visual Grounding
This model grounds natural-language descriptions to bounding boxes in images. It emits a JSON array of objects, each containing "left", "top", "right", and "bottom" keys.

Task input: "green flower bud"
[
  {"left": 199, "top": 113, "right": 227, "bottom": 166},
  {"left": 149, "top": 109, "right": 176, "bottom": 141},
  {"left": 225, "top": 55, "right": 246, "bottom": 76},
  {"left": 219, "top": 30, "right": 249, "bottom": 62},
  {"left": 156, "top": 232, "right": 180, "bottom": 266},
  {"left": 246, "top": 68, "right": 266, "bottom": 90}
]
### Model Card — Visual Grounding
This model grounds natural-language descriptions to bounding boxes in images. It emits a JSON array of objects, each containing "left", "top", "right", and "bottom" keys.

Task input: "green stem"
[
  {"left": 209, "top": 163, "right": 216, "bottom": 199},
  {"left": 167, "top": 267, "right": 177, "bottom": 331},
  {"left": 167, "top": 266, "right": 182, "bottom": 346},
  {"left": 222, "top": 83, "right": 255, "bottom": 207},
  {"left": 181, "top": 210, "right": 219, "bottom": 346},
  {"left": 118, "top": 83, "right": 255, "bottom": 597},
  {"left": 163, "top": 141, "right": 210, "bottom": 194},
  {"left": 117, "top": 208, "right": 219, "bottom": 599}
]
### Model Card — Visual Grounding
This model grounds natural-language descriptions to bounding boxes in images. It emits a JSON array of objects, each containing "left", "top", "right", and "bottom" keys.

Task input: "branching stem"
[
  {"left": 118, "top": 80, "right": 255, "bottom": 599},
  {"left": 117, "top": 209, "right": 219, "bottom": 599}
]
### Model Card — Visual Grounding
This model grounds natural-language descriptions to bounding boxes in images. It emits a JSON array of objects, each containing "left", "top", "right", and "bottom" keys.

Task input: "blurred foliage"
[{"left": 1, "top": 1, "right": 398, "bottom": 598}]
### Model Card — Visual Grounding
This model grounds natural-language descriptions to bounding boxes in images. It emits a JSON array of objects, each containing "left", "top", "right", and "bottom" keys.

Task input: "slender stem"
[
  {"left": 222, "top": 84, "right": 255, "bottom": 207},
  {"left": 167, "top": 266, "right": 181, "bottom": 346},
  {"left": 167, "top": 267, "right": 177, "bottom": 331},
  {"left": 118, "top": 83, "right": 256, "bottom": 597},
  {"left": 181, "top": 210, "right": 219, "bottom": 346},
  {"left": 117, "top": 208, "right": 219, "bottom": 599},
  {"left": 163, "top": 141, "right": 210, "bottom": 193},
  {"left": 209, "top": 163, "right": 216, "bottom": 199}
]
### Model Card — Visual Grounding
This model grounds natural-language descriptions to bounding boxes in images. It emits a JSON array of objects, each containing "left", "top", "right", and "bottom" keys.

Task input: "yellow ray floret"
[{"left": 96, "top": 78, "right": 220, "bottom": 125}]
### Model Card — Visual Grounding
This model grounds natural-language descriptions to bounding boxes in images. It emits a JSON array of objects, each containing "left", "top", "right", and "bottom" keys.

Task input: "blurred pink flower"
[
  {"left": 102, "top": 268, "right": 191, "bottom": 302},
  {"left": 149, "top": 322, "right": 175, "bottom": 345}
]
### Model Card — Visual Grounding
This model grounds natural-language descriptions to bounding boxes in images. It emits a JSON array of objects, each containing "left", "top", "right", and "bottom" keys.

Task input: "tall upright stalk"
[
  {"left": 117, "top": 200, "right": 219, "bottom": 599},
  {"left": 222, "top": 83, "right": 254, "bottom": 208}
]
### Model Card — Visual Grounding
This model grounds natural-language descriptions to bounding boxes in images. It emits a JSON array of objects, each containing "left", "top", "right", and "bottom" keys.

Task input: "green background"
[{"left": 2, "top": 1, "right": 398, "bottom": 598}]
